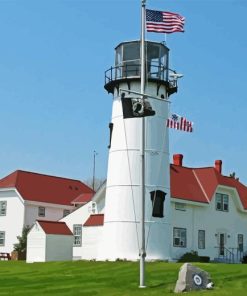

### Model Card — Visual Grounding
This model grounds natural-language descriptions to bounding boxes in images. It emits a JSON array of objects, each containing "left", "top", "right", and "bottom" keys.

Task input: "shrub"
[
  {"left": 13, "top": 225, "right": 31, "bottom": 253},
  {"left": 199, "top": 256, "right": 210, "bottom": 263},
  {"left": 177, "top": 251, "right": 210, "bottom": 263},
  {"left": 241, "top": 254, "right": 247, "bottom": 264}
]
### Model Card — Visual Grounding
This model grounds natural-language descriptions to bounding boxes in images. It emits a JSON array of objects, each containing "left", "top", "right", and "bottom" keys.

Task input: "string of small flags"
[{"left": 166, "top": 113, "right": 193, "bottom": 132}]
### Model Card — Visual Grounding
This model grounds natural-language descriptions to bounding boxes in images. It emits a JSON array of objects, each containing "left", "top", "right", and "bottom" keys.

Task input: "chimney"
[
  {"left": 215, "top": 160, "right": 222, "bottom": 174},
  {"left": 173, "top": 154, "right": 183, "bottom": 166}
]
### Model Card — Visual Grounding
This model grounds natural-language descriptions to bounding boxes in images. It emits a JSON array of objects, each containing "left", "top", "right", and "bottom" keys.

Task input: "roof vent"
[
  {"left": 215, "top": 160, "right": 222, "bottom": 174},
  {"left": 173, "top": 154, "right": 183, "bottom": 166}
]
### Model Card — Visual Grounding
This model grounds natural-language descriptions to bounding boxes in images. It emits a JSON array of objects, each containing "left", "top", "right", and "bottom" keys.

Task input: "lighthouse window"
[
  {"left": 123, "top": 43, "right": 140, "bottom": 61},
  {"left": 115, "top": 46, "right": 122, "bottom": 66},
  {"left": 147, "top": 43, "right": 167, "bottom": 80},
  {"left": 121, "top": 43, "right": 140, "bottom": 78}
]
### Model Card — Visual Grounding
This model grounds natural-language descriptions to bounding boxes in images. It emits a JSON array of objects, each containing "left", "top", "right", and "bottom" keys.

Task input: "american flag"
[
  {"left": 146, "top": 9, "right": 185, "bottom": 34},
  {"left": 166, "top": 114, "right": 193, "bottom": 132}
]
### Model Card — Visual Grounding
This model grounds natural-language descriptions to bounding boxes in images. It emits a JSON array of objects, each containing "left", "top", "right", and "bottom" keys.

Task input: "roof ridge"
[
  {"left": 15, "top": 170, "right": 21, "bottom": 188},
  {"left": 11, "top": 169, "right": 85, "bottom": 184},
  {"left": 192, "top": 169, "right": 210, "bottom": 203},
  {"left": 171, "top": 164, "right": 216, "bottom": 170}
]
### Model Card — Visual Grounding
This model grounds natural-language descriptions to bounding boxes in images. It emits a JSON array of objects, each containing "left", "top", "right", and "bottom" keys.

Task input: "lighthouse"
[{"left": 97, "top": 40, "right": 178, "bottom": 261}]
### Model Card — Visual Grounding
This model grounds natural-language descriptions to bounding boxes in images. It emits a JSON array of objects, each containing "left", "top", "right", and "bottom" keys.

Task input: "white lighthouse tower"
[{"left": 98, "top": 40, "right": 178, "bottom": 261}]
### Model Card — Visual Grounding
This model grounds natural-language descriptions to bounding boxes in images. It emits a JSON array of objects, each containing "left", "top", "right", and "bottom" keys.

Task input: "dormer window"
[{"left": 216, "top": 193, "right": 229, "bottom": 212}]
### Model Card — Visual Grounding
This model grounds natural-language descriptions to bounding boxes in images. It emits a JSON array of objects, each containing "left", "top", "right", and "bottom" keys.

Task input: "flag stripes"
[
  {"left": 146, "top": 9, "right": 185, "bottom": 34},
  {"left": 166, "top": 114, "right": 193, "bottom": 132}
]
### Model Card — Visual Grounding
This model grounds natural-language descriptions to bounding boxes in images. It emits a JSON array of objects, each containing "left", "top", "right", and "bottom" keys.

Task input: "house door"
[
  {"left": 219, "top": 233, "right": 225, "bottom": 256},
  {"left": 238, "top": 234, "right": 243, "bottom": 252}
]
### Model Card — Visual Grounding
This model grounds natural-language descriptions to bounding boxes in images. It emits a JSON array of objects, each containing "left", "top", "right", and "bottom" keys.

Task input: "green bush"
[
  {"left": 13, "top": 225, "right": 31, "bottom": 253},
  {"left": 241, "top": 254, "right": 247, "bottom": 264},
  {"left": 177, "top": 251, "right": 210, "bottom": 263},
  {"left": 199, "top": 256, "right": 210, "bottom": 263}
]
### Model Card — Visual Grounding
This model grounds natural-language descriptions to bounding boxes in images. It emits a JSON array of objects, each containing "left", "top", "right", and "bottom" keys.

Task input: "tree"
[{"left": 13, "top": 225, "right": 31, "bottom": 253}]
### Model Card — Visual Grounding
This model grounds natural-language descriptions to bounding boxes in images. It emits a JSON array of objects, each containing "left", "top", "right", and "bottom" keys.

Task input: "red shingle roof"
[
  {"left": 37, "top": 220, "right": 72, "bottom": 235},
  {"left": 84, "top": 214, "right": 104, "bottom": 226},
  {"left": 72, "top": 193, "right": 94, "bottom": 204},
  {"left": 170, "top": 165, "right": 208, "bottom": 203},
  {"left": 0, "top": 170, "right": 94, "bottom": 206},
  {"left": 170, "top": 164, "right": 247, "bottom": 209}
]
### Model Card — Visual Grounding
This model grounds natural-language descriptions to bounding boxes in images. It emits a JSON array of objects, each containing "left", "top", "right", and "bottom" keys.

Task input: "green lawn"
[{"left": 0, "top": 261, "right": 246, "bottom": 295}]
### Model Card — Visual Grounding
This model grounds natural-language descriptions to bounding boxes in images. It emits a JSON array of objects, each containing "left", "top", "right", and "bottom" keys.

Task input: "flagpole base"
[{"left": 139, "top": 285, "right": 147, "bottom": 289}]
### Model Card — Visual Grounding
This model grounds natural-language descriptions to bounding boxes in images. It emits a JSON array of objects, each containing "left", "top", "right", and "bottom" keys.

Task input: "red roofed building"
[
  {"left": 36, "top": 220, "right": 73, "bottom": 235},
  {"left": 0, "top": 170, "right": 94, "bottom": 253},
  {"left": 170, "top": 154, "right": 247, "bottom": 262},
  {"left": 26, "top": 220, "right": 73, "bottom": 263},
  {"left": 62, "top": 154, "right": 247, "bottom": 262},
  {"left": 2, "top": 155, "right": 247, "bottom": 263}
]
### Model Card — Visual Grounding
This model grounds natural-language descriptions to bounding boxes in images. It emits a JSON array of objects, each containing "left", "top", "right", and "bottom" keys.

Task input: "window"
[
  {"left": 215, "top": 193, "right": 229, "bottom": 212},
  {"left": 238, "top": 234, "right": 244, "bottom": 252},
  {"left": 88, "top": 202, "right": 97, "bottom": 214},
  {"left": 73, "top": 225, "right": 82, "bottom": 247},
  {"left": 198, "top": 230, "right": 205, "bottom": 249},
  {"left": 63, "top": 210, "right": 70, "bottom": 217},
  {"left": 0, "top": 231, "right": 5, "bottom": 246},
  {"left": 0, "top": 201, "right": 7, "bottom": 216},
  {"left": 173, "top": 228, "right": 186, "bottom": 247},
  {"left": 91, "top": 202, "right": 97, "bottom": 214},
  {"left": 38, "top": 207, "right": 45, "bottom": 217},
  {"left": 175, "top": 202, "right": 186, "bottom": 211}
]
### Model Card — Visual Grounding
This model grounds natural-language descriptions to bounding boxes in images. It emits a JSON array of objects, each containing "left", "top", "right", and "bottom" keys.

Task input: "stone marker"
[{"left": 174, "top": 263, "right": 214, "bottom": 293}]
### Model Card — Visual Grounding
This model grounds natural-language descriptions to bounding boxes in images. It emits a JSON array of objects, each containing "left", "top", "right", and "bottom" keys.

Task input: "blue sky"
[{"left": 0, "top": 0, "right": 246, "bottom": 184}]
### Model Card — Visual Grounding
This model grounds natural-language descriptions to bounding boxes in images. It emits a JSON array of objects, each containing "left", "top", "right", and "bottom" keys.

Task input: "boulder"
[{"left": 174, "top": 263, "right": 213, "bottom": 293}]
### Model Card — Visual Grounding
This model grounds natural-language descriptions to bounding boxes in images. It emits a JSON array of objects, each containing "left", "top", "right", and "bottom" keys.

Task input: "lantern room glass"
[{"left": 115, "top": 41, "right": 168, "bottom": 81}]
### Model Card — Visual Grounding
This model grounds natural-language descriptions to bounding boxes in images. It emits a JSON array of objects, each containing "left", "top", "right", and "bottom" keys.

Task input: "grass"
[{"left": 0, "top": 261, "right": 247, "bottom": 295}]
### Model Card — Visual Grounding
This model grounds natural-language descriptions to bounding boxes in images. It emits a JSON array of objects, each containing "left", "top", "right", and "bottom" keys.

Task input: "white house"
[
  {"left": 0, "top": 170, "right": 94, "bottom": 253},
  {"left": 60, "top": 182, "right": 105, "bottom": 260},
  {"left": 26, "top": 220, "right": 73, "bottom": 263},
  {"left": 170, "top": 154, "right": 247, "bottom": 262},
  {"left": 80, "top": 214, "right": 104, "bottom": 260}
]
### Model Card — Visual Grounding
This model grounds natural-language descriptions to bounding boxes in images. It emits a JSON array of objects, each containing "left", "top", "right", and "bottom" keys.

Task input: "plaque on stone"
[{"left": 174, "top": 263, "right": 214, "bottom": 293}]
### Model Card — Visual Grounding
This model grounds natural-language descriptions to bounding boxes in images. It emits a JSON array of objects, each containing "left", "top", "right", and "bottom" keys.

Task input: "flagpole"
[{"left": 139, "top": 0, "right": 146, "bottom": 288}]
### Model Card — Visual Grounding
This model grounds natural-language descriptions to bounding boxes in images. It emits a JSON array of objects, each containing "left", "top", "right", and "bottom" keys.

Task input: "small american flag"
[
  {"left": 146, "top": 9, "right": 185, "bottom": 34},
  {"left": 166, "top": 114, "right": 193, "bottom": 132}
]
